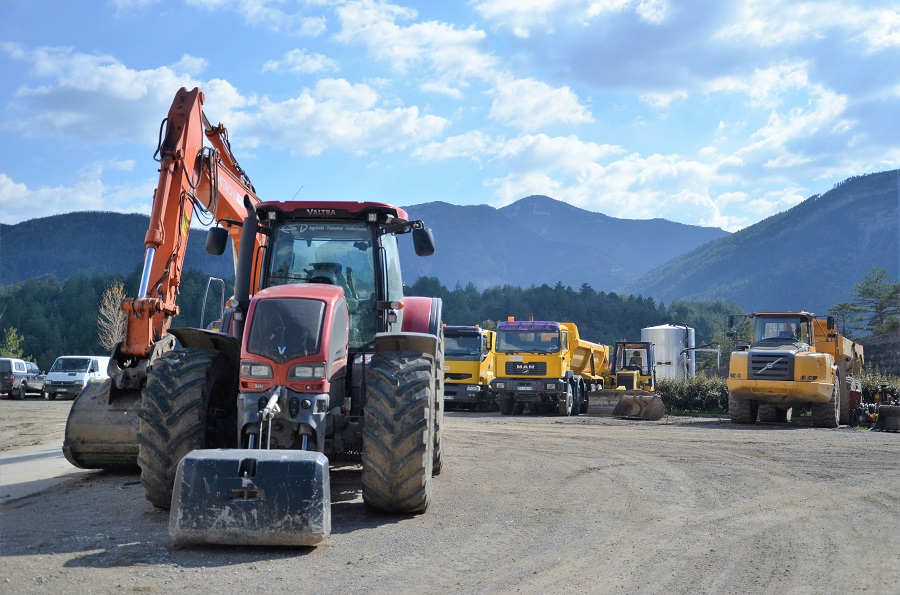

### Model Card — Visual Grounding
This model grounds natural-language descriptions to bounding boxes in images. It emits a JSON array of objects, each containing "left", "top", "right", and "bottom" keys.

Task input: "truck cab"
[{"left": 443, "top": 326, "right": 496, "bottom": 411}]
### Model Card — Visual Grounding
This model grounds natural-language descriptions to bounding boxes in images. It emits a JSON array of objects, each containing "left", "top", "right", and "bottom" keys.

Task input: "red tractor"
[{"left": 63, "top": 88, "right": 444, "bottom": 546}]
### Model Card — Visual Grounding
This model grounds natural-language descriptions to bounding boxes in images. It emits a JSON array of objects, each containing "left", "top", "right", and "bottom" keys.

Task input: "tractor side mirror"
[
  {"left": 726, "top": 315, "right": 734, "bottom": 330},
  {"left": 826, "top": 316, "right": 835, "bottom": 330},
  {"left": 413, "top": 227, "right": 435, "bottom": 256},
  {"left": 206, "top": 226, "right": 229, "bottom": 255}
]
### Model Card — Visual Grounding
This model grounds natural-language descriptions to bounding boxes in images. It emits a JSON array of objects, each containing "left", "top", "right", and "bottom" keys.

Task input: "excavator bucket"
[
  {"left": 586, "top": 389, "right": 666, "bottom": 421},
  {"left": 169, "top": 449, "right": 331, "bottom": 547},
  {"left": 62, "top": 380, "right": 141, "bottom": 470},
  {"left": 871, "top": 405, "right": 900, "bottom": 432}
]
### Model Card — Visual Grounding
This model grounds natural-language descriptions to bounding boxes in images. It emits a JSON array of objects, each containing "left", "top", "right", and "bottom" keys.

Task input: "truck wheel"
[
  {"left": 17, "top": 384, "right": 26, "bottom": 400},
  {"left": 499, "top": 397, "right": 513, "bottom": 415},
  {"left": 137, "top": 349, "right": 234, "bottom": 509},
  {"left": 558, "top": 384, "right": 574, "bottom": 416},
  {"left": 362, "top": 352, "right": 434, "bottom": 514},
  {"left": 758, "top": 405, "right": 791, "bottom": 423},
  {"left": 811, "top": 377, "right": 840, "bottom": 428},
  {"left": 729, "top": 395, "right": 758, "bottom": 424}
]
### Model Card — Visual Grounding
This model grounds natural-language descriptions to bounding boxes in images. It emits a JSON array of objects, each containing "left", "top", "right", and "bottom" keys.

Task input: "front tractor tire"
[
  {"left": 137, "top": 349, "right": 236, "bottom": 509},
  {"left": 362, "top": 351, "right": 435, "bottom": 514},
  {"left": 729, "top": 395, "right": 758, "bottom": 424}
]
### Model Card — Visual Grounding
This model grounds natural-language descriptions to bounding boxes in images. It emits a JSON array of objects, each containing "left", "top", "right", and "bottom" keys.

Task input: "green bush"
[{"left": 657, "top": 374, "right": 729, "bottom": 414}]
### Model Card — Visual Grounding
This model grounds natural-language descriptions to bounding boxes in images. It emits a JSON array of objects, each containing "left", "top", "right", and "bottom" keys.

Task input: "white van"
[{"left": 43, "top": 355, "right": 111, "bottom": 400}]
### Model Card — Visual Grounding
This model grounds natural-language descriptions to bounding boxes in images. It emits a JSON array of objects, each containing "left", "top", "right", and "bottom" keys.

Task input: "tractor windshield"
[{"left": 266, "top": 221, "right": 376, "bottom": 350}]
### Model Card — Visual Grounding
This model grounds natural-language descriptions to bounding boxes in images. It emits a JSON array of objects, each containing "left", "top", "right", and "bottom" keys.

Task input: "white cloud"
[
  {"left": 242, "top": 78, "right": 449, "bottom": 156},
  {"left": 0, "top": 168, "right": 153, "bottom": 225},
  {"left": 714, "top": 1, "right": 900, "bottom": 52},
  {"left": 186, "top": 0, "right": 327, "bottom": 35},
  {"left": 473, "top": 0, "right": 671, "bottom": 38},
  {"left": 489, "top": 78, "right": 593, "bottom": 130},
  {"left": 262, "top": 49, "right": 338, "bottom": 74},
  {"left": 335, "top": 0, "right": 497, "bottom": 94}
]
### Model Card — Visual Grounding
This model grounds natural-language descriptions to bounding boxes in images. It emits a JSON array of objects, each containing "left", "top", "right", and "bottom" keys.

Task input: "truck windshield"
[
  {"left": 445, "top": 335, "right": 482, "bottom": 360},
  {"left": 266, "top": 221, "right": 376, "bottom": 350},
  {"left": 50, "top": 358, "right": 90, "bottom": 373},
  {"left": 496, "top": 331, "right": 560, "bottom": 354},
  {"left": 753, "top": 317, "right": 810, "bottom": 345}
]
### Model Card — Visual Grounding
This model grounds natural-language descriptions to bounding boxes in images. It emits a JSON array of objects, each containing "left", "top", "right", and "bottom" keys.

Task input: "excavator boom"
[{"left": 64, "top": 87, "right": 261, "bottom": 470}]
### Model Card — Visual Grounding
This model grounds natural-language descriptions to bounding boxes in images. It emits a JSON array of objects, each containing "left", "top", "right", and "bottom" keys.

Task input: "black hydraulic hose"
[{"left": 232, "top": 196, "right": 259, "bottom": 341}]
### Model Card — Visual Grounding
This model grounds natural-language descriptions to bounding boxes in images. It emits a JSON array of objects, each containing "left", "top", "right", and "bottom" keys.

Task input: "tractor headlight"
[
  {"left": 290, "top": 363, "right": 326, "bottom": 379},
  {"left": 241, "top": 361, "right": 273, "bottom": 378}
]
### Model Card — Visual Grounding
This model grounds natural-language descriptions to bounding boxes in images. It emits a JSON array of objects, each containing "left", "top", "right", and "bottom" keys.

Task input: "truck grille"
[
  {"left": 749, "top": 352, "right": 794, "bottom": 381},
  {"left": 505, "top": 361, "right": 547, "bottom": 376}
]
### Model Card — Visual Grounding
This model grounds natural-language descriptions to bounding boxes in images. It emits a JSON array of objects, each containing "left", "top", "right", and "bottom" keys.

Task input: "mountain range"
[{"left": 2, "top": 169, "right": 896, "bottom": 317}]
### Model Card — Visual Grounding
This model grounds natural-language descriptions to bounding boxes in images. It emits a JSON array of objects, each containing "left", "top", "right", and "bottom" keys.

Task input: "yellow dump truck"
[
  {"left": 726, "top": 311, "right": 864, "bottom": 427},
  {"left": 443, "top": 325, "right": 497, "bottom": 411},
  {"left": 586, "top": 341, "right": 666, "bottom": 420},
  {"left": 490, "top": 320, "right": 608, "bottom": 416}
]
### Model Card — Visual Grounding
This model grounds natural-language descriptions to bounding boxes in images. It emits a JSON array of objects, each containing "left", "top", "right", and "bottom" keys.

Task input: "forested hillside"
[{"left": 623, "top": 170, "right": 899, "bottom": 314}]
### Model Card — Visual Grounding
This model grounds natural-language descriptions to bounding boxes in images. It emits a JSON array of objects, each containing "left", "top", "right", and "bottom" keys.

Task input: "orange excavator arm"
[{"left": 121, "top": 87, "right": 260, "bottom": 359}]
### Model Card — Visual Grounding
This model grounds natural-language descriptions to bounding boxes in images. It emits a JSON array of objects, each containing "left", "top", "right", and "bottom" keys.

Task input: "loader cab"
[{"left": 611, "top": 342, "right": 655, "bottom": 391}]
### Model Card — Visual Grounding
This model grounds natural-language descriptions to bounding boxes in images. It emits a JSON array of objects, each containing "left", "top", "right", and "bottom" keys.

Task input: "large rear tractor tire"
[
  {"left": 432, "top": 340, "right": 444, "bottom": 477},
  {"left": 362, "top": 352, "right": 435, "bottom": 514},
  {"left": 758, "top": 404, "right": 792, "bottom": 423},
  {"left": 811, "top": 377, "right": 840, "bottom": 428},
  {"left": 729, "top": 395, "right": 758, "bottom": 424},
  {"left": 137, "top": 349, "right": 236, "bottom": 509}
]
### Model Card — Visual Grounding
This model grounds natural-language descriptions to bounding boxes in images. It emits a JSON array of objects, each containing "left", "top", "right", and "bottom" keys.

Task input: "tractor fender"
[
  {"left": 401, "top": 296, "right": 443, "bottom": 337},
  {"left": 374, "top": 332, "right": 439, "bottom": 358},
  {"left": 168, "top": 327, "right": 242, "bottom": 371}
]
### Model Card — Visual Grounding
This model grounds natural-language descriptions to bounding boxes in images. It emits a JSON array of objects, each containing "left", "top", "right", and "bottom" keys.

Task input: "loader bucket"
[
  {"left": 586, "top": 390, "right": 666, "bottom": 421},
  {"left": 62, "top": 379, "right": 141, "bottom": 470},
  {"left": 871, "top": 405, "right": 900, "bottom": 432},
  {"left": 169, "top": 449, "right": 331, "bottom": 547}
]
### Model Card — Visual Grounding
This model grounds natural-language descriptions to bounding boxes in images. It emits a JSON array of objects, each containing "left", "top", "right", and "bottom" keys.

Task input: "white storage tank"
[{"left": 641, "top": 324, "right": 695, "bottom": 381}]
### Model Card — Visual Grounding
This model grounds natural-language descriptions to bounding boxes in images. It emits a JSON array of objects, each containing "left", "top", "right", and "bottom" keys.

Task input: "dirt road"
[{"left": 1, "top": 398, "right": 898, "bottom": 594}]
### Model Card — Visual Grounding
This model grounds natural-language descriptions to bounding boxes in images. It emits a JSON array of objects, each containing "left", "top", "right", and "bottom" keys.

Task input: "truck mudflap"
[
  {"left": 586, "top": 389, "right": 666, "bottom": 421},
  {"left": 169, "top": 449, "right": 331, "bottom": 547},
  {"left": 62, "top": 380, "right": 140, "bottom": 470},
  {"left": 872, "top": 405, "right": 900, "bottom": 432}
]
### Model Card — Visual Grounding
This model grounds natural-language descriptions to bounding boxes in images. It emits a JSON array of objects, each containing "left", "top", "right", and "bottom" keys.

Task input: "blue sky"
[{"left": 1, "top": 0, "right": 898, "bottom": 231}]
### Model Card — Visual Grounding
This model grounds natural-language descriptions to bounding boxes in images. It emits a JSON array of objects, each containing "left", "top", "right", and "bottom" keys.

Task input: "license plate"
[{"left": 517, "top": 386, "right": 533, "bottom": 391}]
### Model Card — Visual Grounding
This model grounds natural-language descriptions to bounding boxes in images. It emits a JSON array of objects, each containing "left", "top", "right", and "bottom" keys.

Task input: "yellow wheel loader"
[{"left": 587, "top": 341, "right": 665, "bottom": 420}]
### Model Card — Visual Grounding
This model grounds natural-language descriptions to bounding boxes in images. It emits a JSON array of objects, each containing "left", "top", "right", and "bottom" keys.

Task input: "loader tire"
[
  {"left": 362, "top": 351, "right": 434, "bottom": 514},
  {"left": 499, "top": 397, "right": 514, "bottom": 415},
  {"left": 137, "top": 349, "right": 235, "bottom": 510},
  {"left": 811, "top": 377, "right": 840, "bottom": 428},
  {"left": 729, "top": 395, "right": 758, "bottom": 424},
  {"left": 758, "top": 405, "right": 792, "bottom": 423}
]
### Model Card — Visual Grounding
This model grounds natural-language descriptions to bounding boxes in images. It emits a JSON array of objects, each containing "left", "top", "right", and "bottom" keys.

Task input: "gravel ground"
[{"left": 1, "top": 398, "right": 898, "bottom": 594}]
